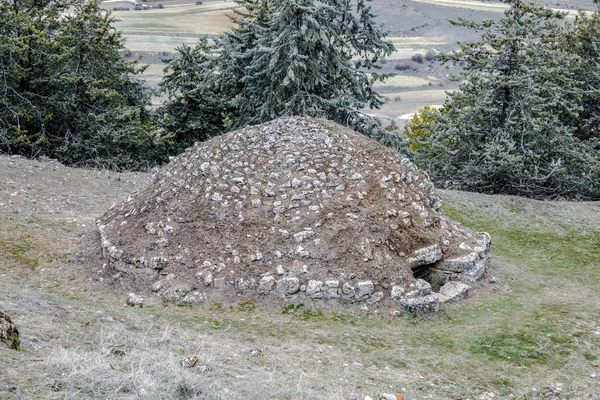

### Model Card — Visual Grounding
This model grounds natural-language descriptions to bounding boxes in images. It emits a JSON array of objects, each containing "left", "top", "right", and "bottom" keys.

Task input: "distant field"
[
  {"left": 107, "top": 0, "right": 599, "bottom": 125},
  {"left": 111, "top": 3, "right": 236, "bottom": 36}
]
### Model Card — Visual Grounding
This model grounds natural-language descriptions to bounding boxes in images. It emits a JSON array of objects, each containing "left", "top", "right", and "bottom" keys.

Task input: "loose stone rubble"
[{"left": 97, "top": 117, "right": 491, "bottom": 311}]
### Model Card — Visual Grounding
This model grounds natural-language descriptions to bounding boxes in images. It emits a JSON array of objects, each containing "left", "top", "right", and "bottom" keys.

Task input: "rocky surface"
[{"left": 97, "top": 117, "right": 491, "bottom": 310}]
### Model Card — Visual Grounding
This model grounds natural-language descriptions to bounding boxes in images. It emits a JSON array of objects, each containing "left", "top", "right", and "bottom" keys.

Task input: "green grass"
[{"left": 0, "top": 238, "right": 40, "bottom": 269}]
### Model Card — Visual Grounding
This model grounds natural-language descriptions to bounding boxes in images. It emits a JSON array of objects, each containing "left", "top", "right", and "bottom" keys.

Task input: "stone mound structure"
[{"left": 97, "top": 117, "right": 491, "bottom": 312}]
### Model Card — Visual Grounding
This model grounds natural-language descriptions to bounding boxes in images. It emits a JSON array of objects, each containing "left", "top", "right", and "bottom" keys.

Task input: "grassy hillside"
[{"left": 1, "top": 155, "right": 599, "bottom": 399}]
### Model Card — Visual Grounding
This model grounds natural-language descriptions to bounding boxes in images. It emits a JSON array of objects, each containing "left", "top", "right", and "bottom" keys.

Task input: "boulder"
[{"left": 0, "top": 311, "right": 19, "bottom": 350}]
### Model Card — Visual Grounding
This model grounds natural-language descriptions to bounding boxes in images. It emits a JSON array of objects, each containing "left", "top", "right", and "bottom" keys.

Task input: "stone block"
[
  {"left": 400, "top": 294, "right": 439, "bottom": 313},
  {"left": 306, "top": 280, "right": 324, "bottom": 298},
  {"left": 437, "top": 281, "right": 470, "bottom": 303},
  {"left": 441, "top": 252, "right": 479, "bottom": 273},
  {"left": 459, "top": 258, "right": 486, "bottom": 283},
  {"left": 356, "top": 280, "right": 374, "bottom": 299},
  {"left": 258, "top": 276, "right": 275, "bottom": 294},
  {"left": 408, "top": 244, "right": 442, "bottom": 268},
  {"left": 404, "top": 278, "right": 432, "bottom": 298},
  {"left": 277, "top": 277, "right": 300, "bottom": 294}
]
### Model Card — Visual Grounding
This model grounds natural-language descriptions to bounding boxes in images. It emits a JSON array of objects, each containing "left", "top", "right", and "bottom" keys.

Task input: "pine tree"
[
  {"left": 159, "top": 0, "right": 401, "bottom": 149},
  {"left": 411, "top": 0, "right": 600, "bottom": 199},
  {"left": 564, "top": 9, "right": 600, "bottom": 147},
  {"left": 157, "top": 39, "right": 226, "bottom": 154},
  {"left": 1, "top": 0, "right": 163, "bottom": 169},
  {"left": 234, "top": 0, "right": 394, "bottom": 129}
]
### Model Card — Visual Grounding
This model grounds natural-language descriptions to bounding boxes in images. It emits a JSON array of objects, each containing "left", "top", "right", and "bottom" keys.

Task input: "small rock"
[
  {"left": 277, "top": 277, "right": 300, "bottom": 294},
  {"left": 181, "top": 355, "right": 200, "bottom": 368},
  {"left": 366, "top": 291, "right": 384, "bottom": 305},
  {"left": 235, "top": 277, "right": 255, "bottom": 290},
  {"left": 181, "top": 293, "right": 199, "bottom": 305},
  {"left": 151, "top": 280, "right": 164, "bottom": 292},
  {"left": 258, "top": 276, "right": 275, "bottom": 294},
  {"left": 0, "top": 311, "right": 19, "bottom": 350},
  {"left": 249, "top": 348, "right": 262, "bottom": 357},
  {"left": 356, "top": 280, "right": 374, "bottom": 299},
  {"left": 203, "top": 272, "right": 213, "bottom": 286},
  {"left": 293, "top": 230, "right": 314, "bottom": 243},
  {"left": 437, "top": 281, "right": 470, "bottom": 303},
  {"left": 390, "top": 285, "right": 405, "bottom": 299},
  {"left": 162, "top": 285, "right": 192, "bottom": 302},
  {"left": 111, "top": 347, "right": 126, "bottom": 357},
  {"left": 126, "top": 293, "right": 144, "bottom": 307}
]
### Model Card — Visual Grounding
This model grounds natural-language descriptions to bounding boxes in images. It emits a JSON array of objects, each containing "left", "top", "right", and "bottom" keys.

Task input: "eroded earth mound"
[{"left": 97, "top": 117, "right": 491, "bottom": 311}]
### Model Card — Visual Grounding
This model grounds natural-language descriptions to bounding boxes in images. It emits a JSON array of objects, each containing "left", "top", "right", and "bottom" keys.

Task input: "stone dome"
[{"left": 97, "top": 117, "right": 491, "bottom": 311}]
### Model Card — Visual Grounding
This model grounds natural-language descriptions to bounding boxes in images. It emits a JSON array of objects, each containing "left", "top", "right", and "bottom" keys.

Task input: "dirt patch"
[{"left": 96, "top": 117, "right": 491, "bottom": 309}]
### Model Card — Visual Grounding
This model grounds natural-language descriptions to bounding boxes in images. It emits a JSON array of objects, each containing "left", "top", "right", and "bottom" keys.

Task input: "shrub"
[
  {"left": 425, "top": 50, "right": 437, "bottom": 62},
  {"left": 394, "top": 63, "right": 412, "bottom": 71},
  {"left": 411, "top": 53, "right": 424, "bottom": 63},
  {"left": 404, "top": 106, "right": 438, "bottom": 154}
]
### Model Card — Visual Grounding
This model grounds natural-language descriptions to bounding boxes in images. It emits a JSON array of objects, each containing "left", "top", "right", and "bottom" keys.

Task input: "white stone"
[
  {"left": 126, "top": 293, "right": 144, "bottom": 307},
  {"left": 306, "top": 280, "right": 324, "bottom": 298},
  {"left": 390, "top": 285, "right": 405, "bottom": 299},
  {"left": 356, "top": 280, "right": 374, "bottom": 298},
  {"left": 277, "top": 277, "right": 300, "bottom": 294},
  {"left": 293, "top": 230, "right": 314, "bottom": 243},
  {"left": 258, "top": 276, "right": 275, "bottom": 294},
  {"left": 437, "top": 281, "right": 470, "bottom": 303},
  {"left": 203, "top": 272, "right": 213, "bottom": 286}
]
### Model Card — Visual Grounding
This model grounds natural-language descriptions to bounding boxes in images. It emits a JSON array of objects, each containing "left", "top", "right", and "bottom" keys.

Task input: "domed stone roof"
[{"left": 97, "top": 117, "right": 491, "bottom": 311}]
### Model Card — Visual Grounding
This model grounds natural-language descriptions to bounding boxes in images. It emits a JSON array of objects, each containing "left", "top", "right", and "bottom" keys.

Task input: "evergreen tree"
[
  {"left": 156, "top": 39, "right": 226, "bottom": 154},
  {"left": 564, "top": 9, "right": 600, "bottom": 147},
  {"left": 159, "top": 0, "right": 401, "bottom": 149},
  {"left": 233, "top": 0, "right": 394, "bottom": 128},
  {"left": 0, "top": 0, "right": 164, "bottom": 169},
  {"left": 411, "top": 0, "right": 600, "bottom": 199}
]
